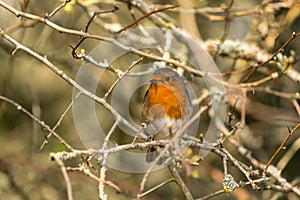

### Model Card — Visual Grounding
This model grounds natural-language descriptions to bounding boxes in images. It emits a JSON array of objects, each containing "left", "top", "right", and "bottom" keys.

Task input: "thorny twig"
[{"left": 263, "top": 122, "right": 300, "bottom": 175}]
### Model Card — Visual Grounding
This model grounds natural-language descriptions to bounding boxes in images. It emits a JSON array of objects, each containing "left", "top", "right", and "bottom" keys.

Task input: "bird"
[{"left": 142, "top": 67, "right": 192, "bottom": 163}]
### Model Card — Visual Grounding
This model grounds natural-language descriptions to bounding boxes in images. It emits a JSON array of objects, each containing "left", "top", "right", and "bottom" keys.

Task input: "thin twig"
[
  {"left": 242, "top": 32, "right": 300, "bottom": 82},
  {"left": 168, "top": 163, "right": 194, "bottom": 200},
  {"left": 196, "top": 189, "right": 224, "bottom": 200},
  {"left": 71, "top": 6, "right": 119, "bottom": 61},
  {"left": 239, "top": 72, "right": 279, "bottom": 88},
  {"left": 137, "top": 178, "right": 174, "bottom": 198},
  {"left": 99, "top": 117, "right": 120, "bottom": 200},
  {"left": 263, "top": 121, "right": 300, "bottom": 175},
  {"left": 0, "top": 0, "right": 221, "bottom": 80},
  {"left": 213, "top": 0, "right": 234, "bottom": 58},
  {"left": 116, "top": 4, "right": 180, "bottom": 34},
  {"left": 39, "top": 92, "right": 82, "bottom": 151},
  {"left": 221, "top": 148, "right": 259, "bottom": 191},
  {"left": 0, "top": 28, "right": 139, "bottom": 134},
  {"left": 46, "top": 0, "right": 72, "bottom": 18},
  {"left": 67, "top": 164, "right": 124, "bottom": 194},
  {"left": 229, "top": 138, "right": 300, "bottom": 196},
  {"left": 103, "top": 57, "right": 144, "bottom": 100},
  {"left": 0, "top": 95, "right": 74, "bottom": 151},
  {"left": 50, "top": 153, "right": 74, "bottom": 200}
]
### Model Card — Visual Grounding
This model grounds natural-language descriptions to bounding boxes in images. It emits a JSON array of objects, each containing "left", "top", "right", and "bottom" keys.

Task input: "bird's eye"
[{"left": 165, "top": 76, "right": 171, "bottom": 81}]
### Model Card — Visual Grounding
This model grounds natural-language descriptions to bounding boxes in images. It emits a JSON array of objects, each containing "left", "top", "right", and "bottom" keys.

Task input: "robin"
[{"left": 142, "top": 67, "right": 192, "bottom": 163}]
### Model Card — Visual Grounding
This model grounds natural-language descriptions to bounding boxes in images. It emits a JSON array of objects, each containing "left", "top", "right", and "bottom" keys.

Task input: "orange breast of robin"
[{"left": 145, "top": 83, "right": 183, "bottom": 120}]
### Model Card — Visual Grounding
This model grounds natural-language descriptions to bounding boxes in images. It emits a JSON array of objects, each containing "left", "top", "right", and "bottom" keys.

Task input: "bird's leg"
[
  {"left": 167, "top": 121, "right": 174, "bottom": 137},
  {"left": 146, "top": 135, "right": 163, "bottom": 164}
]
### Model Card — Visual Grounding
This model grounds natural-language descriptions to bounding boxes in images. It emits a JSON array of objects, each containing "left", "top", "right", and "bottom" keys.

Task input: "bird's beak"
[{"left": 150, "top": 79, "right": 162, "bottom": 84}]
